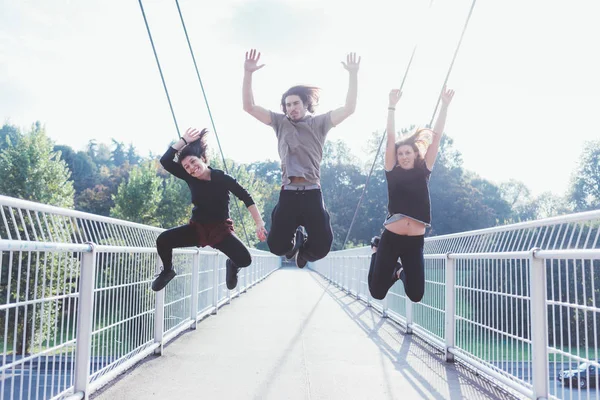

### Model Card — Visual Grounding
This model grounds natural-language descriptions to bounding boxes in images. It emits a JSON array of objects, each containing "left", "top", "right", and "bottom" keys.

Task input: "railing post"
[
  {"left": 244, "top": 259, "right": 248, "bottom": 292},
  {"left": 406, "top": 299, "right": 413, "bottom": 334},
  {"left": 445, "top": 255, "right": 456, "bottom": 362},
  {"left": 529, "top": 248, "right": 549, "bottom": 399},
  {"left": 344, "top": 257, "right": 349, "bottom": 292},
  {"left": 73, "top": 243, "right": 97, "bottom": 400},
  {"left": 382, "top": 294, "right": 389, "bottom": 318},
  {"left": 367, "top": 260, "right": 372, "bottom": 307},
  {"left": 212, "top": 254, "right": 219, "bottom": 314},
  {"left": 354, "top": 256, "right": 362, "bottom": 300},
  {"left": 154, "top": 255, "right": 165, "bottom": 355},
  {"left": 190, "top": 250, "right": 200, "bottom": 330}
]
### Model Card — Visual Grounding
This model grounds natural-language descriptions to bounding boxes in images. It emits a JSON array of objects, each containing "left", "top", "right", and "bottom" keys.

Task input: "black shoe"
[
  {"left": 152, "top": 268, "right": 177, "bottom": 292},
  {"left": 295, "top": 250, "right": 308, "bottom": 269},
  {"left": 226, "top": 259, "right": 240, "bottom": 290},
  {"left": 393, "top": 263, "right": 404, "bottom": 282},
  {"left": 285, "top": 227, "right": 305, "bottom": 260}
]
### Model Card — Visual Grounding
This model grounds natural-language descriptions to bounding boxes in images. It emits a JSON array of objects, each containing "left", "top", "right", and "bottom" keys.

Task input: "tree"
[
  {"left": 111, "top": 139, "right": 127, "bottom": 167},
  {"left": 55, "top": 145, "right": 98, "bottom": 194},
  {"left": 569, "top": 140, "right": 600, "bottom": 211},
  {"left": 0, "top": 123, "right": 20, "bottom": 152},
  {"left": 0, "top": 122, "right": 74, "bottom": 207},
  {"left": 320, "top": 140, "right": 369, "bottom": 250},
  {"left": 468, "top": 175, "right": 513, "bottom": 226},
  {"left": 110, "top": 161, "right": 162, "bottom": 225},
  {"left": 500, "top": 179, "right": 538, "bottom": 222},
  {"left": 75, "top": 184, "right": 113, "bottom": 216},
  {"left": 247, "top": 160, "right": 281, "bottom": 185},
  {"left": 157, "top": 176, "right": 192, "bottom": 228},
  {"left": 0, "top": 122, "right": 77, "bottom": 354},
  {"left": 127, "top": 143, "right": 141, "bottom": 165},
  {"left": 534, "top": 191, "right": 572, "bottom": 219},
  {"left": 428, "top": 136, "right": 503, "bottom": 235}
]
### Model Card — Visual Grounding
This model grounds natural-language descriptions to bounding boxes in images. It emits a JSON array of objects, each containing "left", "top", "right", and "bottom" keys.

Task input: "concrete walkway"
[{"left": 92, "top": 267, "right": 523, "bottom": 400}]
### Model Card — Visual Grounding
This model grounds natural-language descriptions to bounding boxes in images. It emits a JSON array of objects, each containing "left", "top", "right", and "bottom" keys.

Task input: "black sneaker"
[
  {"left": 285, "top": 227, "right": 305, "bottom": 260},
  {"left": 393, "top": 263, "right": 404, "bottom": 282},
  {"left": 295, "top": 250, "right": 308, "bottom": 269},
  {"left": 152, "top": 268, "right": 177, "bottom": 292},
  {"left": 226, "top": 259, "right": 240, "bottom": 290}
]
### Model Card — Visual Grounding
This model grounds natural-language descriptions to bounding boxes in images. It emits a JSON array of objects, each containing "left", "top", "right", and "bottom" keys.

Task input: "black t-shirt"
[
  {"left": 160, "top": 147, "right": 255, "bottom": 223},
  {"left": 385, "top": 162, "right": 431, "bottom": 224}
]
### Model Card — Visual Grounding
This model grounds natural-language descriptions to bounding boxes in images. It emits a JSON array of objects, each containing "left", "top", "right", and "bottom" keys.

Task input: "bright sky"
[{"left": 1, "top": 0, "right": 599, "bottom": 197}]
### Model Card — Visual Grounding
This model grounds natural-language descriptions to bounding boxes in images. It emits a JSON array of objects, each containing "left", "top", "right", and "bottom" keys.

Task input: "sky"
[{"left": 1, "top": 0, "right": 599, "bottom": 197}]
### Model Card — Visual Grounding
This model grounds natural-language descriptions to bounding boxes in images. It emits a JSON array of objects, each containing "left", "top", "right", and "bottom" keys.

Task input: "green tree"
[
  {"left": 157, "top": 176, "right": 192, "bottom": 228},
  {"left": 75, "top": 184, "right": 113, "bottom": 216},
  {"left": 500, "top": 179, "right": 538, "bottom": 222},
  {"left": 127, "top": 143, "right": 141, "bottom": 165},
  {"left": 0, "top": 123, "right": 20, "bottom": 152},
  {"left": 0, "top": 122, "right": 74, "bottom": 207},
  {"left": 0, "top": 122, "right": 77, "bottom": 354},
  {"left": 468, "top": 175, "right": 513, "bottom": 226},
  {"left": 320, "top": 139, "right": 370, "bottom": 250},
  {"left": 569, "top": 140, "right": 600, "bottom": 211},
  {"left": 110, "top": 161, "right": 162, "bottom": 225},
  {"left": 534, "top": 191, "right": 572, "bottom": 218},
  {"left": 55, "top": 145, "right": 98, "bottom": 194},
  {"left": 111, "top": 139, "right": 127, "bottom": 167}
]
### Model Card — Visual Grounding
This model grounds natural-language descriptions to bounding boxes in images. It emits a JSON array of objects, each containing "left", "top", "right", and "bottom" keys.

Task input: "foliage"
[
  {"left": 0, "top": 122, "right": 74, "bottom": 207},
  {"left": 569, "top": 140, "right": 600, "bottom": 211},
  {"left": 110, "top": 161, "right": 162, "bottom": 226}
]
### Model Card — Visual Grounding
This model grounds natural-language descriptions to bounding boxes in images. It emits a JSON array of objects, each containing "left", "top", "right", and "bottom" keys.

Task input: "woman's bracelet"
[
  {"left": 388, "top": 107, "right": 395, "bottom": 111},
  {"left": 181, "top": 137, "right": 188, "bottom": 145}
]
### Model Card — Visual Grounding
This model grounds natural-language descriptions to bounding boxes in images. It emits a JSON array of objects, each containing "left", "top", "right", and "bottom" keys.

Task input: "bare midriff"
[
  {"left": 289, "top": 176, "right": 311, "bottom": 184},
  {"left": 385, "top": 216, "right": 426, "bottom": 236}
]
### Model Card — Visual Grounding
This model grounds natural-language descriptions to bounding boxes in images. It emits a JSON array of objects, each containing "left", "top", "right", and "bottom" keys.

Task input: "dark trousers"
[
  {"left": 368, "top": 229, "right": 425, "bottom": 302},
  {"left": 156, "top": 224, "right": 251, "bottom": 269},
  {"left": 267, "top": 189, "right": 333, "bottom": 262}
]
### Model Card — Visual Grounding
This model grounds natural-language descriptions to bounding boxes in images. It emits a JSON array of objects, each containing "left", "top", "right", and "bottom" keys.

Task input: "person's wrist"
[{"left": 181, "top": 137, "right": 188, "bottom": 145}]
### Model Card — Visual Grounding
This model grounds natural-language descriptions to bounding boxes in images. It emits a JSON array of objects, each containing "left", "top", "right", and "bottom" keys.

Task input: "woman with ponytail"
[{"left": 368, "top": 86, "right": 454, "bottom": 302}]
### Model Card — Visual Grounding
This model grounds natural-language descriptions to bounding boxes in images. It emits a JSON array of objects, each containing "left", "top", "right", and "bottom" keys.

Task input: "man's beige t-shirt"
[{"left": 269, "top": 111, "right": 334, "bottom": 186}]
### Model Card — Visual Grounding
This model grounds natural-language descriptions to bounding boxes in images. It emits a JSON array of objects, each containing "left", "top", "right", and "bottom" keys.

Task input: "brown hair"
[
  {"left": 394, "top": 128, "right": 433, "bottom": 167},
  {"left": 178, "top": 128, "right": 209, "bottom": 164},
  {"left": 280, "top": 85, "right": 320, "bottom": 114}
]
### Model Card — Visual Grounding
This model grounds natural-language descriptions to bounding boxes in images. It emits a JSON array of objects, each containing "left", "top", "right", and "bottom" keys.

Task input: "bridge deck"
[{"left": 92, "top": 267, "right": 522, "bottom": 400}]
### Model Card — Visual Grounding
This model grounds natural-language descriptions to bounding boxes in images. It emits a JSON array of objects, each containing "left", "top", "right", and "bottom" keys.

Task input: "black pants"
[
  {"left": 156, "top": 224, "right": 251, "bottom": 269},
  {"left": 267, "top": 189, "right": 333, "bottom": 262},
  {"left": 368, "top": 229, "right": 425, "bottom": 302}
]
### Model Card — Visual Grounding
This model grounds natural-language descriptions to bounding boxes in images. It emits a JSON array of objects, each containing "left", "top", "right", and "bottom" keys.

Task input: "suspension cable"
[
  {"left": 174, "top": 0, "right": 252, "bottom": 246},
  {"left": 428, "top": 0, "right": 477, "bottom": 127},
  {"left": 341, "top": 0, "right": 477, "bottom": 249},
  {"left": 137, "top": 0, "right": 181, "bottom": 138}
]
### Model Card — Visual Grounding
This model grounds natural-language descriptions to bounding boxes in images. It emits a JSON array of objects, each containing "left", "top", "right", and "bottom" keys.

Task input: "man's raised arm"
[
  {"left": 243, "top": 49, "right": 272, "bottom": 125},
  {"left": 330, "top": 52, "right": 361, "bottom": 127}
]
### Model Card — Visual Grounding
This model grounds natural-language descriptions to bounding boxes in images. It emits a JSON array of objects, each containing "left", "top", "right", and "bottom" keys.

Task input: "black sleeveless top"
[{"left": 385, "top": 162, "right": 432, "bottom": 224}]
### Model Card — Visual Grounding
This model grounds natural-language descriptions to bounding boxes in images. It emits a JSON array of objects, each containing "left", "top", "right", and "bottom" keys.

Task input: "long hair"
[
  {"left": 280, "top": 85, "right": 321, "bottom": 114},
  {"left": 394, "top": 128, "right": 433, "bottom": 167},
  {"left": 178, "top": 128, "right": 209, "bottom": 164}
]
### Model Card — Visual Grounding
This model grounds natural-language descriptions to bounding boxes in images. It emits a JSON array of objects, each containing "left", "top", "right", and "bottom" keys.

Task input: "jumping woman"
[
  {"left": 368, "top": 86, "right": 454, "bottom": 302},
  {"left": 152, "top": 127, "right": 267, "bottom": 292}
]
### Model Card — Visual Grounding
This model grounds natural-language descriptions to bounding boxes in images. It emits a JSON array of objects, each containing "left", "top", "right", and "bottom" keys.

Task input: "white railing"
[
  {"left": 311, "top": 210, "right": 600, "bottom": 400},
  {"left": 0, "top": 196, "right": 281, "bottom": 400}
]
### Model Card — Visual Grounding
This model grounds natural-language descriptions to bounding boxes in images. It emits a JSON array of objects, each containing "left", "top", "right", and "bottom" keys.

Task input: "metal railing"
[
  {"left": 0, "top": 195, "right": 281, "bottom": 400},
  {"left": 311, "top": 211, "right": 600, "bottom": 400}
]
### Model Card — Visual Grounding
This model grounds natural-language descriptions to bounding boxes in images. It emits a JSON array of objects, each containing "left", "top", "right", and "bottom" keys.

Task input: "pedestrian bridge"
[{"left": 1, "top": 194, "right": 599, "bottom": 400}]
